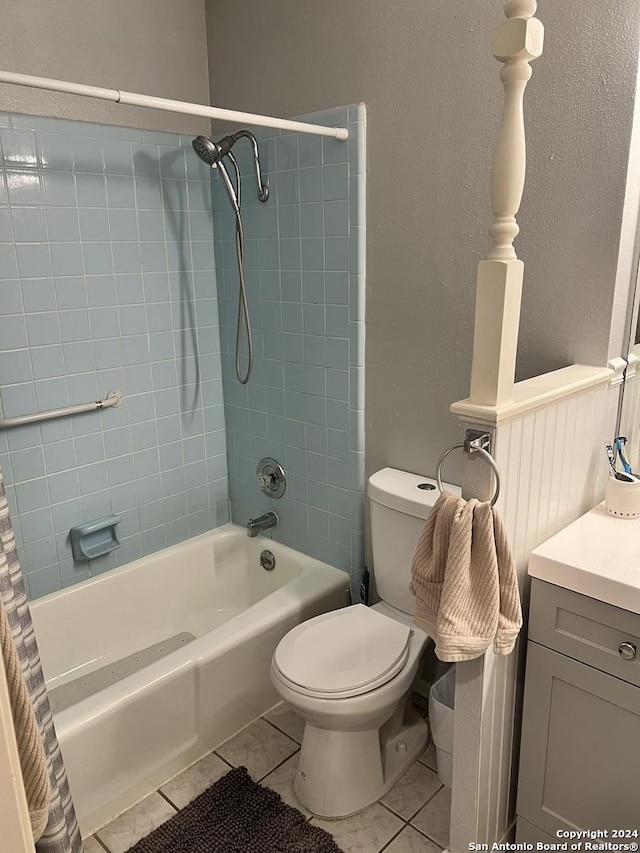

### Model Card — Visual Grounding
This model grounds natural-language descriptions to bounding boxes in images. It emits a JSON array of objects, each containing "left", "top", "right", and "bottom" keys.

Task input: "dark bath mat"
[{"left": 126, "top": 765, "right": 343, "bottom": 853}]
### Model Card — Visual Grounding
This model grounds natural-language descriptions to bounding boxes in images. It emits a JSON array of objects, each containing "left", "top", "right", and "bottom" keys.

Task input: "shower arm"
[{"left": 232, "top": 131, "right": 269, "bottom": 202}]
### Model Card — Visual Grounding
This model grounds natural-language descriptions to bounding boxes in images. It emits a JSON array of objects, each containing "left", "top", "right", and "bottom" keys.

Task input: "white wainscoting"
[{"left": 450, "top": 374, "right": 619, "bottom": 851}]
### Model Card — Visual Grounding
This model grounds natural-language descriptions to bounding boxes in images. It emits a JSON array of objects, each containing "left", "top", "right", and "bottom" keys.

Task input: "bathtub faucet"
[{"left": 246, "top": 511, "right": 279, "bottom": 537}]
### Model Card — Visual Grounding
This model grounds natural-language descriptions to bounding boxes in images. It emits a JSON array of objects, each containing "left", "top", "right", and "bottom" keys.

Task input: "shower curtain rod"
[{"left": 0, "top": 71, "right": 349, "bottom": 140}]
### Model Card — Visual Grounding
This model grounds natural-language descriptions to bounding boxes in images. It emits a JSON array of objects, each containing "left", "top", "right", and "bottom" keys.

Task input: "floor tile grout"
[
  {"left": 413, "top": 827, "right": 447, "bottom": 848},
  {"left": 156, "top": 788, "right": 180, "bottom": 812},
  {"left": 407, "top": 781, "right": 444, "bottom": 822},
  {"left": 409, "top": 793, "right": 450, "bottom": 848},
  {"left": 257, "top": 746, "right": 300, "bottom": 783},
  {"left": 411, "top": 820, "right": 446, "bottom": 845},
  {"left": 419, "top": 752, "right": 437, "bottom": 766},
  {"left": 211, "top": 749, "right": 235, "bottom": 770},
  {"left": 378, "top": 801, "right": 404, "bottom": 821},
  {"left": 91, "top": 836, "right": 112, "bottom": 853},
  {"left": 377, "top": 822, "right": 408, "bottom": 853},
  {"left": 261, "top": 714, "right": 302, "bottom": 744}
]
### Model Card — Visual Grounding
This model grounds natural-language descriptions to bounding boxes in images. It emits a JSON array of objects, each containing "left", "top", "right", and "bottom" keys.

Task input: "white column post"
[
  {"left": 449, "top": 5, "right": 545, "bottom": 850},
  {"left": 469, "top": 0, "right": 543, "bottom": 406}
]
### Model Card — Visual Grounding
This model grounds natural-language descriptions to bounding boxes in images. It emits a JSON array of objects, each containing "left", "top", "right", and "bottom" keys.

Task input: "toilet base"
[{"left": 293, "top": 705, "right": 428, "bottom": 818}]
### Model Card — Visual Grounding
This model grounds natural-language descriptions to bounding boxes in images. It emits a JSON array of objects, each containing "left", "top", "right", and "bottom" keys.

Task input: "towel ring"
[{"left": 436, "top": 431, "right": 501, "bottom": 507}]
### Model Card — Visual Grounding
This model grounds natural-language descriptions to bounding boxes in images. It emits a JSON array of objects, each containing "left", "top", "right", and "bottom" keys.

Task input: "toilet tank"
[{"left": 367, "top": 468, "right": 460, "bottom": 615}]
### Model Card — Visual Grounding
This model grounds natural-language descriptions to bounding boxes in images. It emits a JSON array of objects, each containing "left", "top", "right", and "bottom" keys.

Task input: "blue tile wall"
[
  {"left": 0, "top": 113, "right": 229, "bottom": 598},
  {"left": 214, "top": 106, "right": 365, "bottom": 593}
]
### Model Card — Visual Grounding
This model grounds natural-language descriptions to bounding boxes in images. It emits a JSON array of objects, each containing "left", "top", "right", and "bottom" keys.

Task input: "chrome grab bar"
[{"left": 0, "top": 390, "right": 124, "bottom": 429}]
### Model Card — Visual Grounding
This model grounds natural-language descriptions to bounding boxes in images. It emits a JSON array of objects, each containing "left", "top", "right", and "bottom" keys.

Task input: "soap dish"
[{"left": 70, "top": 515, "right": 121, "bottom": 561}]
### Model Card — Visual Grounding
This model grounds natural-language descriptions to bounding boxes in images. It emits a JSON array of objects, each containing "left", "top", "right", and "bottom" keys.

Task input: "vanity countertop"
[{"left": 528, "top": 502, "right": 640, "bottom": 615}]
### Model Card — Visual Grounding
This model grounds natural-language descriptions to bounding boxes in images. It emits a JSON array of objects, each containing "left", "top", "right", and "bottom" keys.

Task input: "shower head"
[
  {"left": 191, "top": 134, "right": 233, "bottom": 166},
  {"left": 191, "top": 131, "right": 269, "bottom": 202},
  {"left": 191, "top": 134, "right": 217, "bottom": 165}
]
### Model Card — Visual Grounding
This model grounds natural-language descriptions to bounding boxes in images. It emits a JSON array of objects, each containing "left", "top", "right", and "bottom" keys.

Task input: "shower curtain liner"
[{"left": 0, "top": 469, "right": 82, "bottom": 853}]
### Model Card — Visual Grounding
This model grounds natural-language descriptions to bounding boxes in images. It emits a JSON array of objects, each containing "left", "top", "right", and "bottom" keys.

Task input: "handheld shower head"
[
  {"left": 191, "top": 129, "right": 270, "bottom": 386},
  {"left": 191, "top": 135, "right": 219, "bottom": 166},
  {"left": 191, "top": 131, "right": 269, "bottom": 202},
  {"left": 192, "top": 134, "right": 238, "bottom": 167}
]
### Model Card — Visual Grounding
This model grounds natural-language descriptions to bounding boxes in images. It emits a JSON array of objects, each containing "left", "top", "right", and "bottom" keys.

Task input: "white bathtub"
[{"left": 30, "top": 524, "right": 349, "bottom": 835}]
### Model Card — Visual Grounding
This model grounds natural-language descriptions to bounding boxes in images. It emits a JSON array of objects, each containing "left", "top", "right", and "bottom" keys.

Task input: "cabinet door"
[
  {"left": 517, "top": 642, "right": 640, "bottom": 835},
  {"left": 516, "top": 818, "right": 559, "bottom": 845}
]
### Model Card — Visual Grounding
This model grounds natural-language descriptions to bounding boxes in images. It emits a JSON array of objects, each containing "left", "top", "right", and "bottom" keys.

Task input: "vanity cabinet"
[{"left": 516, "top": 578, "right": 640, "bottom": 841}]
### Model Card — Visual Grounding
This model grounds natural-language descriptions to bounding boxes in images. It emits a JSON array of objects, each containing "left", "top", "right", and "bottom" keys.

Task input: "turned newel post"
[{"left": 469, "top": 0, "right": 543, "bottom": 406}]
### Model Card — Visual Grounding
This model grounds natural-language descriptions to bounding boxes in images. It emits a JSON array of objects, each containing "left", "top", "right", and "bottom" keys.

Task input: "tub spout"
[{"left": 247, "top": 511, "right": 279, "bottom": 537}]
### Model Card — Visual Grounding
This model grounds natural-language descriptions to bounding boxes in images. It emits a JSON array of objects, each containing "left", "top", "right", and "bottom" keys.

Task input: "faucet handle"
[
  {"left": 256, "top": 457, "right": 286, "bottom": 499},
  {"left": 257, "top": 472, "right": 275, "bottom": 490}
]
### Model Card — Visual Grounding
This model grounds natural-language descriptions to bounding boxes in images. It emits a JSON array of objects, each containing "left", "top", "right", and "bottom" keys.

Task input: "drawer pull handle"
[{"left": 618, "top": 642, "right": 637, "bottom": 661}]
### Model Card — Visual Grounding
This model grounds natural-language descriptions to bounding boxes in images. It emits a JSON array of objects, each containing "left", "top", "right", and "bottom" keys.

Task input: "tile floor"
[{"left": 88, "top": 702, "right": 451, "bottom": 853}]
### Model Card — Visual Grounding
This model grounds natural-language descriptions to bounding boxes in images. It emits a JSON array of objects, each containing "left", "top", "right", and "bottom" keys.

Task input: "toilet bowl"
[
  {"left": 270, "top": 468, "right": 458, "bottom": 818},
  {"left": 271, "top": 602, "right": 429, "bottom": 817}
]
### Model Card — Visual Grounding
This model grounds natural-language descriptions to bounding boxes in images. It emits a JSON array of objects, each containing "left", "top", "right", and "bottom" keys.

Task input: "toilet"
[{"left": 270, "top": 467, "right": 458, "bottom": 818}]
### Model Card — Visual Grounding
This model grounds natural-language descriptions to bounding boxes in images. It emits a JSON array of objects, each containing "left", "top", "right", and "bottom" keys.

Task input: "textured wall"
[
  {"left": 516, "top": 1, "right": 640, "bottom": 376},
  {"left": 0, "top": 113, "right": 228, "bottom": 598},
  {"left": 205, "top": 0, "right": 640, "bottom": 485},
  {"left": 215, "top": 107, "right": 364, "bottom": 586},
  {"left": 0, "top": 0, "right": 211, "bottom": 135}
]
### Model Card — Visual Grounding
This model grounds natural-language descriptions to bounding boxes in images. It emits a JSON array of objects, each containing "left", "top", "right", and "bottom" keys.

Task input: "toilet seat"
[{"left": 273, "top": 604, "right": 413, "bottom": 699}]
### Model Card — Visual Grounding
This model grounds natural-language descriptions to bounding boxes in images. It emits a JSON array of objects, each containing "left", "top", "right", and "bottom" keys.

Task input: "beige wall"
[
  {"left": 0, "top": 0, "right": 210, "bottom": 134},
  {"left": 205, "top": 0, "right": 639, "bottom": 481}
]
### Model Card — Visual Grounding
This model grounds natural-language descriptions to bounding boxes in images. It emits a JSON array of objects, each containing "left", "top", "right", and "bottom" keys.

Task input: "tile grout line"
[
  {"left": 308, "top": 802, "right": 412, "bottom": 853},
  {"left": 410, "top": 820, "right": 447, "bottom": 847},
  {"left": 211, "top": 750, "right": 235, "bottom": 770},
  {"left": 257, "top": 746, "right": 301, "bottom": 783},
  {"left": 378, "top": 801, "right": 405, "bottom": 822},
  {"left": 375, "top": 801, "right": 413, "bottom": 853},
  {"left": 210, "top": 709, "right": 277, "bottom": 752},
  {"left": 306, "top": 787, "right": 448, "bottom": 852},
  {"left": 400, "top": 781, "right": 444, "bottom": 824},
  {"left": 90, "top": 835, "right": 112, "bottom": 853},
  {"left": 377, "top": 822, "right": 409, "bottom": 853},
  {"left": 409, "top": 794, "right": 450, "bottom": 850},
  {"left": 411, "top": 827, "right": 448, "bottom": 849},
  {"left": 155, "top": 744, "right": 235, "bottom": 804},
  {"left": 380, "top": 784, "right": 449, "bottom": 852},
  {"left": 260, "top": 712, "right": 302, "bottom": 744},
  {"left": 418, "top": 754, "right": 438, "bottom": 772},
  {"left": 156, "top": 788, "right": 180, "bottom": 812}
]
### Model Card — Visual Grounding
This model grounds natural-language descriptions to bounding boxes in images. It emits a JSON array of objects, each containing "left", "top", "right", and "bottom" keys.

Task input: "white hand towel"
[{"left": 409, "top": 491, "right": 522, "bottom": 662}]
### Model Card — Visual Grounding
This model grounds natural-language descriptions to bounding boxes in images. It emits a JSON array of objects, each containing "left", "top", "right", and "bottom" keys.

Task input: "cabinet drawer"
[{"left": 529, "top": 579, "right": 640, "bottom": 686}]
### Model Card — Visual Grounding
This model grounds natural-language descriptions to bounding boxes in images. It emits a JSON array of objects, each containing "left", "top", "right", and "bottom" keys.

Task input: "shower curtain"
[{"left": 0, "top": 470, "right": 82, "bottom": 853}]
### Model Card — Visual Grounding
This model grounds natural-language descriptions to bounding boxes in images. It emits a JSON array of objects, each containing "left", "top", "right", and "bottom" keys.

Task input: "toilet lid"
[{"left": 273, "top": 604, "right": 412, "bottom": 697}]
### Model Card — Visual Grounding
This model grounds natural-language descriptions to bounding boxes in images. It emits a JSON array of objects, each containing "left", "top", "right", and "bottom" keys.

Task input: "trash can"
[{"left": 428, "top": 665, "right": 455, "bottom": 788}]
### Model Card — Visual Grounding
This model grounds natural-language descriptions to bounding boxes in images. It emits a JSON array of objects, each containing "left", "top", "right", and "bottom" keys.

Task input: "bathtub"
[{"left": 30, "top": 524, "right": 349, "bottom": 835}]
